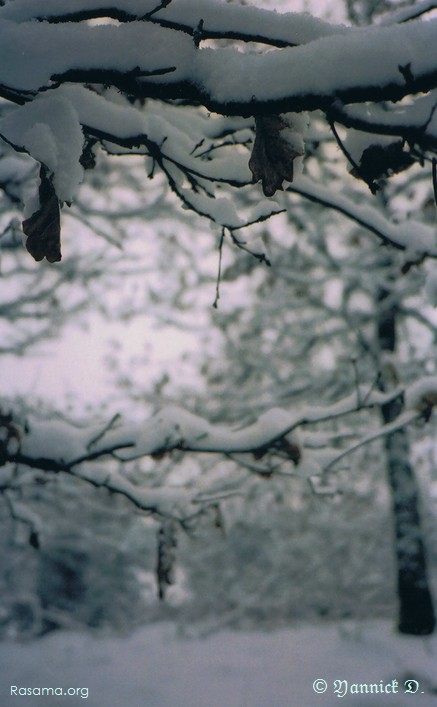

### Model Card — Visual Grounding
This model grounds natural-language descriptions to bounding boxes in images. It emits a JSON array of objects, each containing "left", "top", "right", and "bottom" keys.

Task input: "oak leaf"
[
  {"left": 350, "top": 141, "right": 414, "bottom": 187},
  {"left": 249, "top": 115, "right": 303, "bottom": 197},
  {"left": 22, "top": 165, "right": 61, "bottom": 263}
]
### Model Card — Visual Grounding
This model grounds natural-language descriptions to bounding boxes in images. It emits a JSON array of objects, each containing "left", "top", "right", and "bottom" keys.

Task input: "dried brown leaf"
[
  {"left": 22, "top": 166, "right": 61, "bottom": 263},
  {"left": 249, "top": 115, "right": 303, "bottom": 197},
  {"left": 350, "top": 141, "right": 414, "bottom": 185}
]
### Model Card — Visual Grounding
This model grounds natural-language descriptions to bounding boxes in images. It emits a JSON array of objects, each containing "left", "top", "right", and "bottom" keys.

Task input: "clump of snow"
[
  {"left": 56, "top": 86, "right": 147, "bottom": 141},
  {"left": 20, "top": 418, "right": 87, "bottom": 463},
  {"left": 0, "top": 92, "right": 84, "bottom": 203}
]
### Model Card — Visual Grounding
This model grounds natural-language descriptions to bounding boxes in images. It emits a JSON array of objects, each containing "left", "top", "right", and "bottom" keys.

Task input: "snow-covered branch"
[
  {"left": 5, "top": 378, "right": 435, "bottom": 469},
  {"left": 1, "top": 376, "right": 435, "bottom": 516},
  {"left": 0, "top": 10, "right": 435, "bottom": 115},
  {"left": 288, "top": 176, "right": 437, "bottom": 257},
  {"left": 0, "top": 0, "right": 436, "bottom": 262},
  {"left": 0, "top": 0, "right": 345, "bottom": 48}
]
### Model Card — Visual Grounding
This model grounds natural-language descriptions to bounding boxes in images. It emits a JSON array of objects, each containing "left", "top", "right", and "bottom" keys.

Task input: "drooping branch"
[{"left": 287, "top": 176, "right": 437, "bottom": 258}]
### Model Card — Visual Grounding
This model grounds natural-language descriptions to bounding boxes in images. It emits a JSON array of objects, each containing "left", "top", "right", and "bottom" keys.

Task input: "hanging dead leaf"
[
  {"left": 29, "top": 531, "right": 40, "bottom": 549},
  {"left": 249, "top": 115, "right": 303, "bottom": 197},
  {"left": 0, "top": 409, "right": 21, "bottom": 465},
  {"left": 350, "top": 141, "right": 414, "bottom": 186},
  {"left": 79, "top": 137, "right": 97, "bottom": 170},
  {"left": 156, "top": 521, "right": 177, "bottom": 601},
  {"left": 22, "top": 165, "right": 61, "bottom": 263}
]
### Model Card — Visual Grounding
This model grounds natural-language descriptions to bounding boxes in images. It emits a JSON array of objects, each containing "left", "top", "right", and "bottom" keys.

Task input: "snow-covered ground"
[{"left": 2, "top": 620, "right": 437, "bottom": 706}]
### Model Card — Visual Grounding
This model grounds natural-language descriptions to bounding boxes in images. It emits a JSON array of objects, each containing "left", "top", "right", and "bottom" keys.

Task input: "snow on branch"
[
  {"left": 3, "top": 378, "right": 434, "bottom": 467},
  {"left": 0, "top": 2, "right": 436, "bottom": 261},
  {"left": 1, "top": 0, "right": 347, "bottom": 48},
  {"left": 288, "top": 176, "right": 437, "bottom": 258},
  {"left": 0, "top": 13, "right": 436, "bottom": 114},
  {"left": 2, "top": 377, "right": 436, "bottom": 516}
]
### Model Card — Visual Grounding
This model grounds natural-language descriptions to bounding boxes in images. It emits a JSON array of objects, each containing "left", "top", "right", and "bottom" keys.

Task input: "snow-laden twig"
[{"left": 288, "top": 176, "right": 437, "bottom": 258}]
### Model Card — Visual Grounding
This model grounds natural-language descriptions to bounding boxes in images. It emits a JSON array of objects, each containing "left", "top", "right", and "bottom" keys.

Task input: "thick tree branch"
[
  {"left": 0, "top": 15, "right": 436, "bottom": 116},
  {"left": 3, "top": 0, "right": 344, "bottom": 49}
]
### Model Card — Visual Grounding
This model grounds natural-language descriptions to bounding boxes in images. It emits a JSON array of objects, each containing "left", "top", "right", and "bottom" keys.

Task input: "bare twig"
[
  {"left": 86, "top": 413, "right": 121, "bottom": 451},
  {"left": 328, "top": 117, "right": 377, "bottom": 193}
]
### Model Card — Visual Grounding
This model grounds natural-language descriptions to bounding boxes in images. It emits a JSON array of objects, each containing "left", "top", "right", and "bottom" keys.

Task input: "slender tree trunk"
[{"left": 377, "top": 287, "right": 435, "bottom": 635}]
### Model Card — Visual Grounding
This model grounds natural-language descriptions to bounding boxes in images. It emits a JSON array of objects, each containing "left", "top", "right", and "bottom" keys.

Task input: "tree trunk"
[{"left": 378, "top": 288, "right": 435, "bottom": 635}]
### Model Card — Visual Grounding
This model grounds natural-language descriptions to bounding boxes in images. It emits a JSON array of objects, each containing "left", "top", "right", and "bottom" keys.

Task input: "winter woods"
[{"left": 1, "top": 0, "right": 437, "bottom": 635}]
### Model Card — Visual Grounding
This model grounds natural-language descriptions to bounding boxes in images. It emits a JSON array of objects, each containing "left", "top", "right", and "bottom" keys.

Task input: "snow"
[
  {"left": 378, "top": 0, "right": 437, "bottom": 26},
  {"left": 16, "top": 386, "right": 401, "bottom": 475},
  {"left": 0, "top": 92, "right": 84, "bottom": 203},
  {"left": 341, "top": 90, "right": 437, "bottom": 135},
  {"left": 0, "top": 11, "right": 435, "bottom": 109},
  {"left": 2, "top": 620, "right": 437, "bottom": 706},
  {"left": 54, "top": 86, "right": 146, "bottom": 141},
  {"left": 0, "top": 19, "right": 194, "bottom": 92},
  {"left": 0, "top": 0, "right": 347, "bottom": 47},
  {"left": 20, "top": 419, "right": 88, "bottom": 462},
  {"left": 289, "top": 176, "right": 437, "bottom": 257},
  {"left": 194, "top": 19, "right": 437, "bottom": 106},
  {"left": 405, "top": 376, "right": 437, "bottom": 411},
  {"left": 1, "top": 0, "right": 436, "bottom": 241}
]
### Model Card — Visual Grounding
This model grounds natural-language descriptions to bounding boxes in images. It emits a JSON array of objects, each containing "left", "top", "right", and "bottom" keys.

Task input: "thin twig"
[
  {"left": 328, "top": 117, "right": 377, "bottom": 193},
  {"left": 86, "top": 413, "right": 121, "bottom": 451},
  {"left": 145, "top": 0, "right": 173, "bottom": 20},
  {"left": 229, "top": 229, "right": 271, "bottom": 265}
]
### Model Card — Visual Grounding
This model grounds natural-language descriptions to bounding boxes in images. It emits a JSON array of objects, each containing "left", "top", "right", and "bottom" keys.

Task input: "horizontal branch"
[
  {"left": 328, "top": 99, "right": 437, "bottom": 152},
  {"left": 47, "top": 65, "right": 437, "bottom": 120},
  {"left": 3, "top": 377, "right": 435, "bottom": 515},
  {"left": 2, "top": 0, "right": 345, "bottom": 49},
  {"left": 5, "top": 383, "right": 419, "bottom": 473},
  {"left": 0, "top": 15, "right": 436, "bottom": 117}
]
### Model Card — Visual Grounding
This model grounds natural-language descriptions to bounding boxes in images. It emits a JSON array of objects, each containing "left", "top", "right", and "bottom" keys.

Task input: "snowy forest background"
[{"left": 1, "top": 0, "right": 437, "bottom": 704}]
